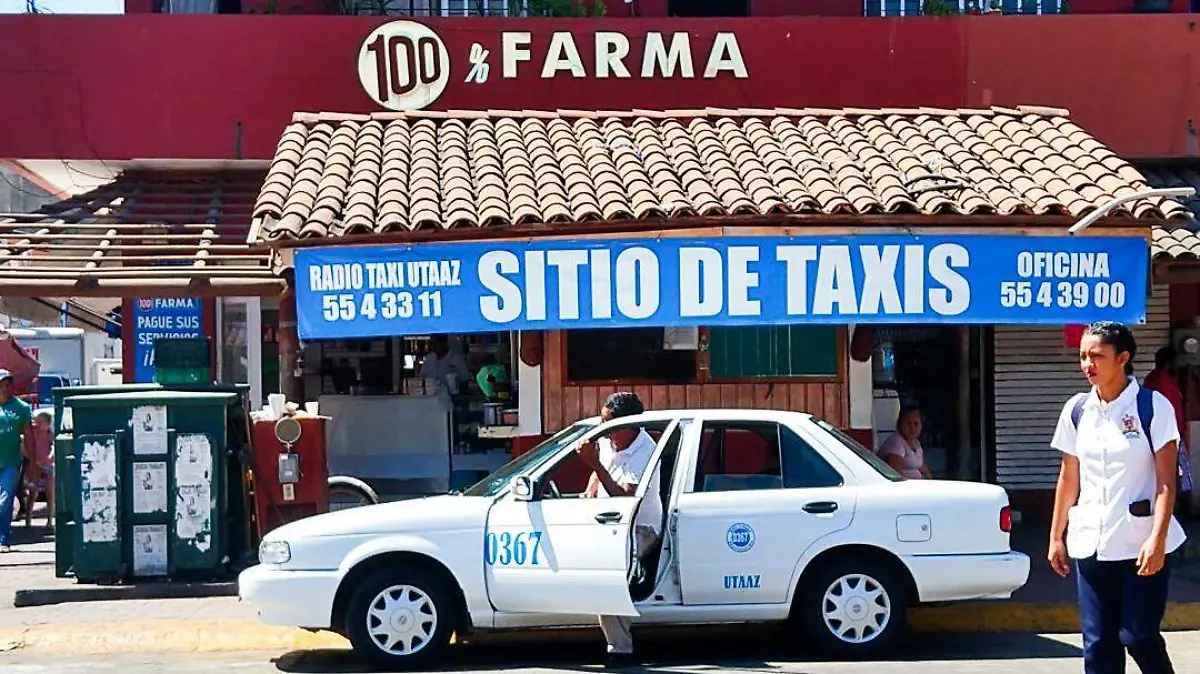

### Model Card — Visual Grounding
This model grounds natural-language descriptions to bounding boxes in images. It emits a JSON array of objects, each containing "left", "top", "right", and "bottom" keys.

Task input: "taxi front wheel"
[
  {"left": 794, "top": 557, "right": 908, "bottom": 658},
  {"left": 344, "top": 566, "right": 456, "bottom": 670}
]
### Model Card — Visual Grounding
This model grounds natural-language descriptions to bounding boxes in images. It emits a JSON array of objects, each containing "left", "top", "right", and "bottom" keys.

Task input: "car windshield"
[
  {"left": 461, "top": 421, "right": 597, "bottom": 497},
  {"left": 815, "top": 419, "right": 905, "bottom": 482}
]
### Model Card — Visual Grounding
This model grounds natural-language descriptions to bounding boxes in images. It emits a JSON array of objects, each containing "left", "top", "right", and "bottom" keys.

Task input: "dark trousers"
[{"left": 1077, "top": 554, "right": 1175, "bottom": 674}]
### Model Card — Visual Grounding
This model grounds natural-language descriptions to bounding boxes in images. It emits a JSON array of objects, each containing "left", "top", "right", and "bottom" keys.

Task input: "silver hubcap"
[
  {"left": 366, "top": 584, "right": 437, "bottom": 655},
  {"left": 821, "top": 573, "right": 891, "bottom": 644}
]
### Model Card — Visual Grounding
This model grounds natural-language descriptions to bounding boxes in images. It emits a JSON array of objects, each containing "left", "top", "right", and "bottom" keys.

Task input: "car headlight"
[{"left": 259, "top": 540, "right": 291, "bottom": 565}]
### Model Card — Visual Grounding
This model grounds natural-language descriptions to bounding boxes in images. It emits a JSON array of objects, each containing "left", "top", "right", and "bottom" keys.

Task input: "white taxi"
[{"left": 239, "top": 410, "right": 1029, "bottom": 669}]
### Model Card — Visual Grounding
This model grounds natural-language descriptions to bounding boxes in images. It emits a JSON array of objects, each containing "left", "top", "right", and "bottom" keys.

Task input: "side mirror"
[{"left": 512, "top": 475, "right": 536, "bottom": 502}]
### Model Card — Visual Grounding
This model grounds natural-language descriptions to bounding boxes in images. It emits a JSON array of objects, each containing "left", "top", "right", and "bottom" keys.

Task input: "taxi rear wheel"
[
  {"left": 344, "top": 566, "right": 456, "bottom": 670},
  {"left": 795, "top": 557, "right": 908, "bottom": 658}
]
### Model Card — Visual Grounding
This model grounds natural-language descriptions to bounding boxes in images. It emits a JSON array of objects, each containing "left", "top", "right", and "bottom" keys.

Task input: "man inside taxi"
[{"left": 574, "top": 392, "right": 661, "bottom": 668}]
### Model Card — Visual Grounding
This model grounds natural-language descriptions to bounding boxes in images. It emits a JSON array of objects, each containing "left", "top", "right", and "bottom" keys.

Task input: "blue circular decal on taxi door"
[{"left": 726, "top": 522, "right": 755, "bottom": 553}]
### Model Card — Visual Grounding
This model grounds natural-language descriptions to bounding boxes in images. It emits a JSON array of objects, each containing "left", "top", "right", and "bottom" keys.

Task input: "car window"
[
  {"left": 462, "top": 422, "right": 595, "bottom": 497},
  {"left": 538, "top": 420, "right": 672, "bottom": 498},
  {"left": 693, "top": 421, "right": 842, "bottom": 492},
  {"left": 780, "top": 426, "right": 844, "bottom": 489},
  {"left": 814, "top": 419, "right": 905, "bottom": 482}
]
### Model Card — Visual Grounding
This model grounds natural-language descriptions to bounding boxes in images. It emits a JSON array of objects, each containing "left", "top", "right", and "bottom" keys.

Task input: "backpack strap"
[
  {"left": 1070, "top": 393, "right": 1088, "bottom": 429},
  {"left": 1137, "top": 386, "right": 1156, "bottom": 452}
]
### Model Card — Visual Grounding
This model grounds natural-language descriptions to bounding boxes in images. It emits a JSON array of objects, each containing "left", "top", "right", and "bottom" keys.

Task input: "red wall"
[
  {"left": 125, "top": 0, "right": 1193, "bottom": 14},
  {"left": 1, "top": 15, "right": 1198, "bottom": 162},
  {"left": 1171, "top": 283, "right": 1200, "bottom": 327}
]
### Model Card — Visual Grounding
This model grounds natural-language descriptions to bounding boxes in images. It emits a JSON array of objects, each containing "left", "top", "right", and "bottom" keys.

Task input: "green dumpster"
[
  {"left": 58, "top": 390, "right": 239, "bottom": 583},
  {"left": 51, "top": 383, "right": 251, "bottom": 434}
]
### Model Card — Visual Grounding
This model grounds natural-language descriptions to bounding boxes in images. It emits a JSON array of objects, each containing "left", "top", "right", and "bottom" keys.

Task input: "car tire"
[
  {"left": 795, "top": 556, "right": 909, "bottom": 659},
  {"left": 328, "top": 476, "right": 380, "bottom": 512},
  {"left": 343, "top": 566, "right": 457, "bottom": 670}
]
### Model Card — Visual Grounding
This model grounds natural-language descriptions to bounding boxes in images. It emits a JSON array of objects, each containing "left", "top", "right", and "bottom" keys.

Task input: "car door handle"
[
  {"left": 803, "top": 501, "right": 838, "bottom": 514},
  {"left": 595, "top": 511, "right": 623, "bottom": 524}
]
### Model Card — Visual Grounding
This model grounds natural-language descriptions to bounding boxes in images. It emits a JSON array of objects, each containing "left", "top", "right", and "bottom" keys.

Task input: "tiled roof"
[
  {"left": 1150, "top": 227, "right": 1200, "bottom": 260},
  {"left": 0, "top": 169, "right": 279, "bottom": 296},
  {"left": 1138, "top": 160, "right": 1200, "bottom": 261},
  {"left": 250, "top": 107, "right": 1191, "bottom": 244}
]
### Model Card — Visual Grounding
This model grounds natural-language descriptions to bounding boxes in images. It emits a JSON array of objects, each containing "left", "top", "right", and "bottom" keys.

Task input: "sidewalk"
[
  {"left": 0, "top": 521, "right": 78, "bottom": 610},
  {"left": 0, "top": 510, "right": 235, "bottom": 609}
]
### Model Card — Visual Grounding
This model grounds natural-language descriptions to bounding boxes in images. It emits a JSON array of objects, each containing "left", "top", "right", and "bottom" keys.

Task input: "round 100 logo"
[{"left": 357, "top": 21, "right": 451, "bottom": 112}]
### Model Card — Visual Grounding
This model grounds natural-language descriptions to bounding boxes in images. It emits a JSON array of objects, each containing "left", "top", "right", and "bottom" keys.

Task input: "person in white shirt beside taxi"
[
  {"left": 1049, "top": 321, "right": 1187, "bottom": 674},
  {"left": 574, "top": 391, "right": 661, "bottom": 669}
]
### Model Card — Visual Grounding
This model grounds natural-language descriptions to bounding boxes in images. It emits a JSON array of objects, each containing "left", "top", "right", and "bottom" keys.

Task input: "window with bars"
[
  {"left": 862, "top": 0, "right": 1061, "bottom": 15},
  {"left": 337, "top": 0, "right": 534, "bottom": 15}
]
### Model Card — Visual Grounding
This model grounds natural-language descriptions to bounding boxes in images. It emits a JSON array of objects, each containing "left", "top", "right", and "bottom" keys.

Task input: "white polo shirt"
[
  {"left": 597, "top": 430, "right": 662, "bottom": 536},
  {"left": 1051, "top": 378, "right": 1188, "bottom": 561}
]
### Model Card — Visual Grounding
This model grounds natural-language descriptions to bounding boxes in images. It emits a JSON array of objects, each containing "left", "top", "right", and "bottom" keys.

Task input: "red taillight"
[{"left": 999, "top": 506, "right": 1013, "bottom": 533}]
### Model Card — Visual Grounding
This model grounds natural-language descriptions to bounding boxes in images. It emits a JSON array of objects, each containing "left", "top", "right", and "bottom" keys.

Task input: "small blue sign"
[
  {"left": 293, "top": 234, "right": 1150, "bottom": 340},
  {"left": 131, "top": 298, "right": 204, "bottom": 383},
  {"left": 726, "top": 522, "right": 755, "bottom": 553}
]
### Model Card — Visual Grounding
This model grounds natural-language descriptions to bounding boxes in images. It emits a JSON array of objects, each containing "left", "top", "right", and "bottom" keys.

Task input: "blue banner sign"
[
  {"left": 132, "top": 297, "right": 204, "bottom": 382},
  {"left": 294, "top": 235, "right": 1149, "bottom": 340}
]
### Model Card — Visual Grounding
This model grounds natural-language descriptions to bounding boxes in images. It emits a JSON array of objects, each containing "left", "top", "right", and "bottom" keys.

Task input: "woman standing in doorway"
[
  {"left": 879, "top": 405, "right": 932, "bottom": 479},
  {"left": 1049, "top": 321, "right": 1187, "bottom": 674}
]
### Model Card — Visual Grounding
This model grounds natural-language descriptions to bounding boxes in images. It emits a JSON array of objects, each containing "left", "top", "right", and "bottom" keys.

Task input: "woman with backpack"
[{"left": 1048, "top": 321, "right": 1187, "bottom": 674}]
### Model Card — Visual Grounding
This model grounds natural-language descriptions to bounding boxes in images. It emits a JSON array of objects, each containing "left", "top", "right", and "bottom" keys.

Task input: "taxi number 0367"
[
  {"left": 999, "top": 280, "right": 1125, "bottom": 310},
  {"left": 484, "top": 531, "right": 544, "bottom": 567}
]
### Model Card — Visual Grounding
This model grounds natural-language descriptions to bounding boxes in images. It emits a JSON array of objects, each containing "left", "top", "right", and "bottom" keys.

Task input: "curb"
[
  {"left": 0, "top": 619, "right": 348, "bottom": 654},
  {"left": 4, "top": 602, "right": 1200, "bottom": 655},
  {"left": 12, "top": 582, "right": 237, "bottom": 608},
  {"left": 910, "top": 600, "right": 1200, "bottom": 633}
]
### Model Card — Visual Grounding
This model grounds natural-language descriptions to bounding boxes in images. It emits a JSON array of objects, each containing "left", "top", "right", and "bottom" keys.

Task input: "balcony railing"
[
  {"left": 330, "top": 0, "right": 604, "bottom": 15},
  {"left": 142, "top": 0, "right": 1185, "bottom": 16},
  {"left": 863, "top": 0, "right": 1064, "bottom": 15}
]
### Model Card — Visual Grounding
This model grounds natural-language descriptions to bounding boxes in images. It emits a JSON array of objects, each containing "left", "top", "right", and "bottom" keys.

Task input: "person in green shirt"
[{"left": 0, "top": 369, "right": 32, "bottom": 553}]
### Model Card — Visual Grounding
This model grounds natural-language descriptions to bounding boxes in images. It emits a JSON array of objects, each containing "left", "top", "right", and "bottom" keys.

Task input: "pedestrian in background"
[
  {"left": 878, "top": 404, "right": 932, "bottom": 479},
  {"left": 1048, "top": 321, "right": 1186, "bottom": 674},
  {"left": 22, "top": 409, "right": 54, "bottom": 529},
  {"left": 1143, "top": 346, "right": 1193, "bottom": 499},
  {"left": 0, "top": 369, "right": 32, "bottom": 553}
]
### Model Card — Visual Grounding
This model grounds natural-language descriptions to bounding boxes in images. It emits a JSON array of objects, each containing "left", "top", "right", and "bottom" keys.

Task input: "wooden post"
[{"left": 278, "top": 272, "right": 305, "bottom": 404}]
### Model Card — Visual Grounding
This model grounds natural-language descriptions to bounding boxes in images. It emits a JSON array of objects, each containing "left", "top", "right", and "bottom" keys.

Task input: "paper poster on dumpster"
[
  {"left": 174, "top": 483, "right": 212, "bottom": 548},
  {"left": 80, "top": 437, "right": 118, "bottom": 543},
  {"left": 132, "top": 461, "right": 168, "bottom": 514},
  {"left": 133, "top": 524, "right": 168, "bottom": 576},
  {"left": 132, "top": 405, "right": 168, "bottom": 456},
  {"left": 174, "top": 434, "right": 211, "bottom": 485}
]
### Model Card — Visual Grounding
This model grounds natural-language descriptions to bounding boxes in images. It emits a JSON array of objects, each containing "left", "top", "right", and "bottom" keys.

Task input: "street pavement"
[
  {"left": 5, "top": 631, "right": 1200, "bottom": 673},
  {"left": 5, "top": 505, "right": 1200, "bottom": 671}
]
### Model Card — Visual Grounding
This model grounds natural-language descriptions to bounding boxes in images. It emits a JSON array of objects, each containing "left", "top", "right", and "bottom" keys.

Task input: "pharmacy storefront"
[
  {"left": 251, "top": 106, "right": 1171, "bottom": 495},
  {"left": 239, "top": 21, "right": 1189, "bottom": 493}
]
